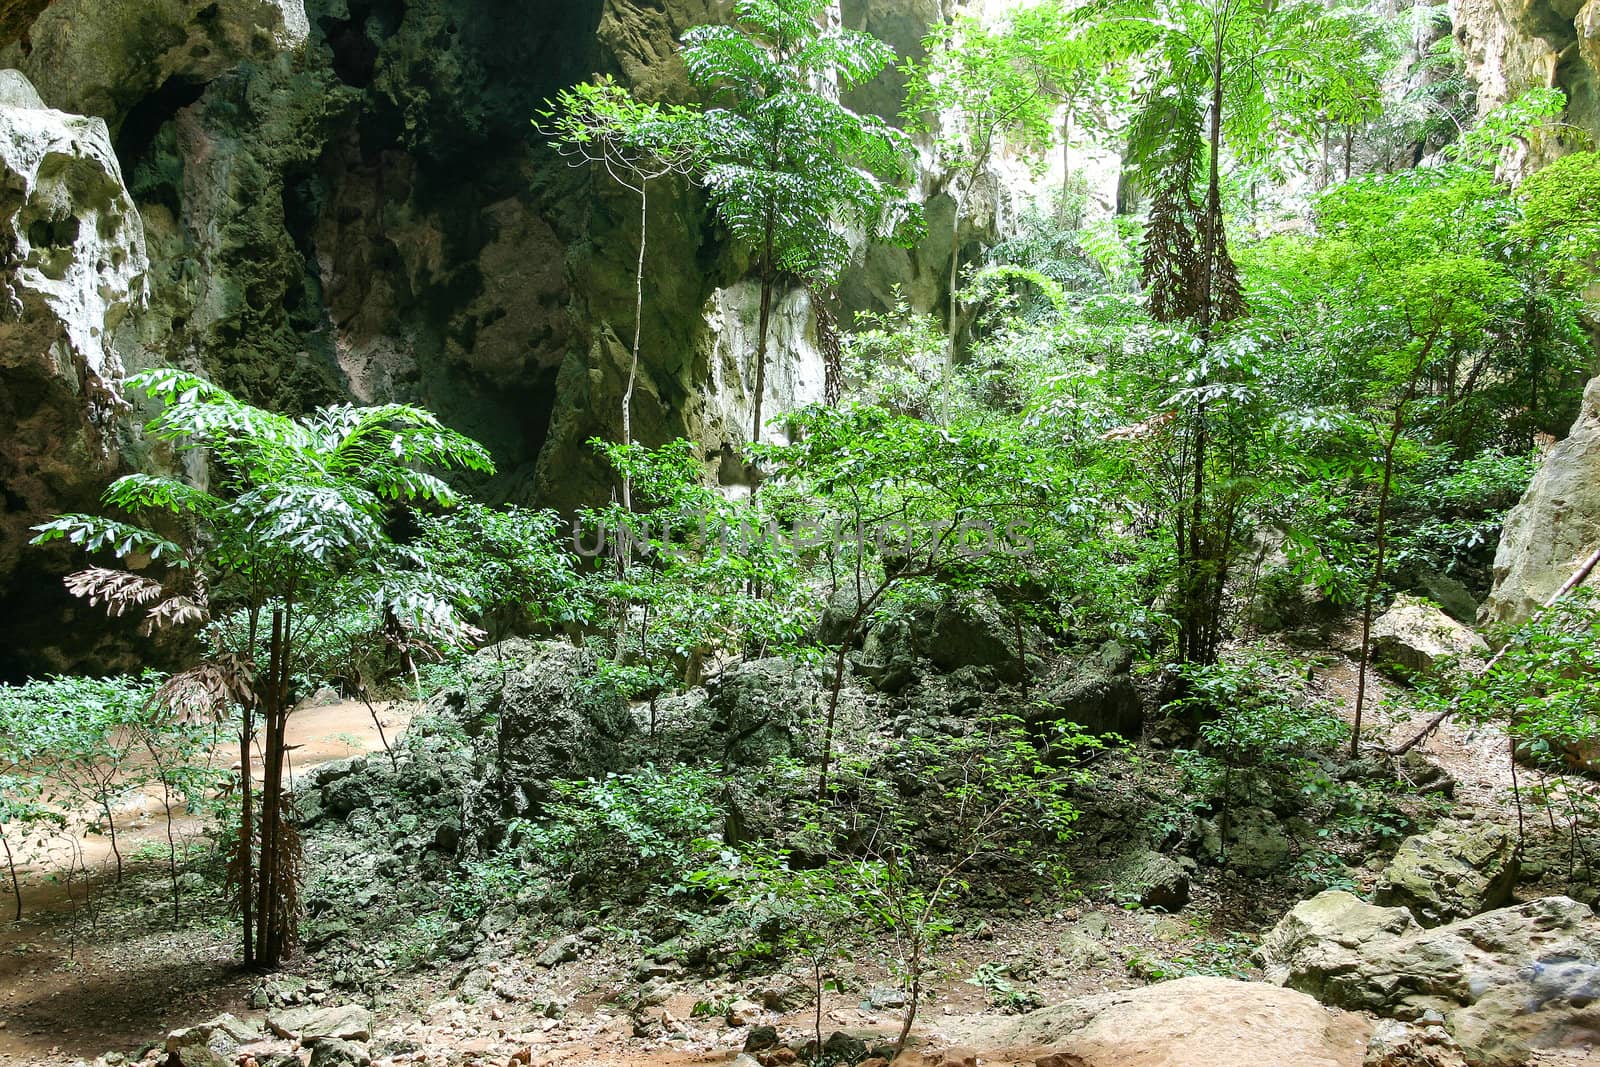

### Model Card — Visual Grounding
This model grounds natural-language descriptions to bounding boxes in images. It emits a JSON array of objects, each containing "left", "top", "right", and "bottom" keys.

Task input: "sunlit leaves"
[{"left": 680, "top": 0, "right": 923, "bottom": 283}]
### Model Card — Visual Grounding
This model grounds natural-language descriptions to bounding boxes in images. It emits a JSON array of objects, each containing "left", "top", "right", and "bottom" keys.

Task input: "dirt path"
[{"left": 0, "top": 699, "right": 409, "bottom": 1066}]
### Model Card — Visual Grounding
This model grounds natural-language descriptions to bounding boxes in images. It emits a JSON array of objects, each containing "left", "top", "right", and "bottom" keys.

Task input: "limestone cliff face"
[
  {"left": 0, "top": 0, "right": 986, "bottom": 677},
  {"left": 1481, "top": 374, "right": 1600, "bottom": 627},
  {"left": 0, "top": 71, "right": 149, "bottom": 678},
  {"left": 1451, "top": 0, "right": 1600, "bottom": 151}
]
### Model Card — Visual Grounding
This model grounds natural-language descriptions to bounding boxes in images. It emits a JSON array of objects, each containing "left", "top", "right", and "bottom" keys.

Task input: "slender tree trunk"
[
  {"left": 1, "top": 824, "right": 21, "bottom": 922},
  {"left": 97, "top": 781, "right": 123, "bottom": 883},
  {"left": 623, "top": 180, "right": 650, "bottom": 512},
  {"left": 239, "top": 708, "right": 254, "bottom": 966},
  {"left": 946, "top": 177, "right": 967, "bottom": 381},
  {"left": 256, "top": 609, "right": 283, "bottom": 964},
  {"left": 816, "top": 640, "right": 852, "bottom": 802},
  {"left": 752, "top": 208, "right": 775, "bottom": 447},
  {"left": 1060, "top": 111, "right": 1072, "bottom": 220},
  {"left": 145, "top": 735, "right": 182, "bottom": 924},
  {"left": 1177, "top": 30, "right": 1229, "bottom": 668},
  {"left": 893, "top": 931, "right": 924, "bottom": 1056},
  {"left": 1352, "top": 342, "right": 1433, "bottom": 756}
]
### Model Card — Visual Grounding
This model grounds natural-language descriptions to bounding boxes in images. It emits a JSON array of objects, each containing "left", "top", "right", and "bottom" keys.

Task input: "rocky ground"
[{"left": 2, "top": 606, "right": 1599, "bottom": 1067}]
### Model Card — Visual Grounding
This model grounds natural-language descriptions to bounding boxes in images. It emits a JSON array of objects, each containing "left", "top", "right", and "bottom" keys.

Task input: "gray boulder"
[
  {"left": 1374, "top": 821, "right": 1519, "bottom": 927},
  {"left": 462, "top": 640, "right": 635, "bottom": 837},
  {"left": 266, "top": 1004, "right": 372, "bottom": 1043},
  {"left": 1110, "top": 849, "right": 1191, "bottom": 912},
  {"left": 1259, "top": 891, "right": 1600, "bottom": 1066},
  {"left": 1201, "top": 806, "right": 1295, "bottom": 874},
  {"left": 704, "top": 656, "right": 824, "bottom": 764},
  {"left": 922, "top": 594, "right": 1020, "bottom": 674},
  {"left": 856, "top": 614, "right": 917, "bottom": 693},
  {"left": 1036, "top": 641, "right": 1142, "bottom": 740},
  {"left": 308, "top": 1038, "right": 371, "bottom": 1067},
  {"left": 1412, "top": 572, "right": 1480, "bottom": 626},
  {"left": 1371, "top": 595, "right": 1488, "bottom": 678}
]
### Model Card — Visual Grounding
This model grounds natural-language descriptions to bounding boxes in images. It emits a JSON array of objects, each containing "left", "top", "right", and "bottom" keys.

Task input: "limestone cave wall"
[{"left": 0, "top": 0, "right": 986, "bottom": 679}]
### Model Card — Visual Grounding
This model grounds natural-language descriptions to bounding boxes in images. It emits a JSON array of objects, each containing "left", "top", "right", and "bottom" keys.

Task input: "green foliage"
[
  {"left": 581, "top": 438, "right": 807, "bottom": 679},
  {"left": 1518, "top": 149, "right": 1600, "bottom": 289},
  {"left": 417, "top": 502, "right": 586, "bottom": 640},
  {"left": 1167, "top": 652, "right": 1349, "bottom": 835},
  {"left": 681, "top": 0, "right": 922, "bottom": 282},
  {"left": 0, "top": 672, "right": 225, "bottom": 917},
  {"left": 518, "top": 767, "right": 725, "bottom": 899},
  {"left": 1459, "top": 589, "right": 1600, "bottom": 764},
  {"left": 451, "top": 765, "right": 725, "bottom": 921},
  {"left": 33, "top": 369, "right": 496, "bottom": 966}
]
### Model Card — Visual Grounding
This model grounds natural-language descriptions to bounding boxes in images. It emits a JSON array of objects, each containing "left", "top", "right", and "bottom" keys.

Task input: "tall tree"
[
  {"left": 34, "top": 371, "right": 492, "bottom": 967},
  {"left": 1081, "top": 0, "right": 1383, "bottom": 664},
  {"left": 681, "top": 0, "right": 921, "bottom": 446},
  {"left": 540, "top": 77, "right": 701, "bottom": 512},
  {"left": 903, "top": 13, "right": 1059, "bottom": 375}
]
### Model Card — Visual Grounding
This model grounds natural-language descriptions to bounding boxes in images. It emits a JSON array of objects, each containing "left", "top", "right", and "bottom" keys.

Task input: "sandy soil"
[{"left": 0, "top": 699, "right": 408, "bottom": 1065}]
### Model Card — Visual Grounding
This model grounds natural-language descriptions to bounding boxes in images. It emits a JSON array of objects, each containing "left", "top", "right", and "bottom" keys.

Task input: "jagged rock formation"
[
  {"left": 0, "top": 0, "right": 994, "bottom": 678},
  {"left": 1451, "top": 0, "right": 1600, "bottom": 148},
  {"left": 1480, "top": 374, "right": 1600, "bottom": 627},
  {"left": 0, "top": 71, "right": 149, "bottom": 678},
  {"left": 1260, "top": 890, "right": 1600, "bottom": 1066}
]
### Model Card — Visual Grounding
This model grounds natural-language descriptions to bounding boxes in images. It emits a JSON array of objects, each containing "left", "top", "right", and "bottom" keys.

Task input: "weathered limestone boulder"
[
  {"left": 703, "top": 656, "right": 826, "bottom": 765},
  {"left": 455, "top": 640, "right": 635, "bottom": 848},
  {"left": 1364, "top": 1019, "right": 1470, "bottom": 1067},
  {"left": 922, "top": 593, "right": 1022, "bottom": 675},
  {"left": 165, "top": 1012, "right": 264, "bottom": 1065},
  {"left": 1260, "top": 891, "right": 1600, "bottom": 1066},
  {"left": 1109, "top": 849, "right": 1191, "bottom": 912},
  {"left": 307, "top": 1037, "right": 371, "bottom": 1066},
  {"left": 1374, "top": 821, "right": 1520, "bottom": 927},
  {"left": 1482, "top": 375, "right": 1600, "bottom": 628},
  {"left": 265, "top": 1003, "right": 372, "bottom": 1043},
  {"left": 1371, "top": 595, "right": 1489, "bottom": 678},
  {"left": 1036, "top": 641, "right": 1142, "bottom": 740},
  {"left": 974, "top": 975, "right": 1373, "bottom": 1067},
  {"left": 1200, "top": 806, "right": 1296, "bottom": 875},
  {"left": 1256, "top": 890, "right": 1424, "bottom": 1001}
]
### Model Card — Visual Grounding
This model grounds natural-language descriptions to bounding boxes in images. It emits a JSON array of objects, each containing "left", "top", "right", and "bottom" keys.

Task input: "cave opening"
[
  {"left": 114, "top": 75, "right": 207, "bottom": 170},
  {"left": 319, "top": 0, "right": 406, "bottom": 88}
]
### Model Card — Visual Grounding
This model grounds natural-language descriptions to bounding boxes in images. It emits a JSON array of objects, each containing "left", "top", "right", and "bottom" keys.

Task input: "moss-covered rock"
[{"left": 1374, "top": 820, "right": 1520, "bottom": 927}]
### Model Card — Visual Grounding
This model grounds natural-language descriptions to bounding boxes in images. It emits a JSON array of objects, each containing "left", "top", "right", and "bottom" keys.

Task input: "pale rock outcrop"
[
  {"left": 697, "top": 282, "right": 829, "bottom": 454},
  {"left": 1371, "top": 595, "right": 1489, "bottom": 677},
  {"left": 1449, "top": 0, "right": 1600, "bottom": 159},
  {"left": 1373, "top": 821, "right": 1520, "bottom": 927},
  {"left": 973, "top": 975, "right": 1374, "bottom": 1067},
  {"left": 0, "top": 0, "right": 310, "bottom": 125},
  {"left": 1260, "top": 891, "right": 1600, "bottom": 1067},
  {"left": 1481, "top": 375, "right": 1600, "bottom": 628}
]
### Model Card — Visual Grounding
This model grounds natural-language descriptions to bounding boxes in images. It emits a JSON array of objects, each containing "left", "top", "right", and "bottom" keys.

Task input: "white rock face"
[
  {"left": 0, "top": 75, "right": 147, "bottom": 415},
  {"left": 1481, "top": 374, "right": 1600, "bottom": 628},
  {"left": 972, "top": 975, "right": 1374, "bottom": 1067},
  {"left": 694, "top": 280, "right": 829, "bottom": 454},
  {"left": 1371, "top": 594, "right": 1489, "bottom": 677},
  {"left": 1449, "top": 0, "right": 1559, "bottom": 116}
]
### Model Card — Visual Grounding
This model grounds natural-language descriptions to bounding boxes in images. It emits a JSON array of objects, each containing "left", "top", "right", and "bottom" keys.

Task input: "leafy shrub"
[{"left": 456, "top": 766, "right": 726, "bottom": 921}]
